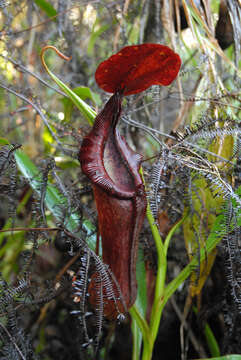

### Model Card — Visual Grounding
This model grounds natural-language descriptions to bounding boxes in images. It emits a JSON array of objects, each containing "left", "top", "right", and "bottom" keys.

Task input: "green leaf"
[
  {"left": 129, "top": 305, "right": 151, "bottom": 356},
  {"left": 193, "top": 306, "right": 220, "bottom": 358},
  {"left": 61, "top": 86, "right": 101, "bottom": 122},
  {"left": 14, "top": 150, "right": 96, "bottom": 250},
  {"left": 131, "top": 318, "right": 142, "bottom": 360},
  {"left": 41, "top": 47, "right": 96, "bottom": 125},
  {"left": 204, "top": 321, "right": 220, "bottom": 358},
  {"left": 164, "top": 212, "right": 225, "bottom": 310},
  {"left": 48, "top": 69, "right": 96, "bottom": 125},
  {"left": 54, "top": 157, "right": 80, "bottom": 170},
  {"left": 0, "top": 138, "right": 10, "bottom": 145},
  {"left": 135, "top": 249, "right": 147, "bottom": 317},
  {"left": 131, "top": 249, "right": 147, "bottom": 359},
  {"left": 64, "top": 86, "right": 100, "bottom": 104},
  {"left": 0, "top": 232, "right": 25, "bottom": 279},
  {"left": 33, "top": 0, "right": 57, "bottom": 18},
  {"left": 182, "top": 176, "right": 222, "bottom": 297}
]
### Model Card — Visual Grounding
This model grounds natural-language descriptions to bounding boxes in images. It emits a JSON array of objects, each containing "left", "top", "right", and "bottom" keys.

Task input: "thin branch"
[
  {"left": 123, "top": 115, "right": 234, "bottom": 165},
  {"left": 171, "top": 93, "right": 241, "bottom": 111},
  {"left": 3, "top": 1, "right": 102, "bottom": 36},
  {"left": 0, "top": 54, "right": 66, "bottom": 97},
  {"left": 0, "top": 81, "right": 71, "bottom": 153},
  {"left": 55, "top": 251, "right": 81, "bottom": 282},
  {"left": 0, "top": 227, "right": 59, "bottom": 233},
  {"left": 0, "top": 323, "right": 26, "bottom": 360},
  {"left": 170, "top": 297, "right": 207, "bottom": 359}
]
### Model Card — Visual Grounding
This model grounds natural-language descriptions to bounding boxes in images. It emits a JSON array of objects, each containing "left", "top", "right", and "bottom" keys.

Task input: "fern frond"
[{"left": 72, "top": 248, "right": 91, "bottom": 346}]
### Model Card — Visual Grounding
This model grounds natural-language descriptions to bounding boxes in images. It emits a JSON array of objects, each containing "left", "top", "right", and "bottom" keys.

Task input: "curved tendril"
[{"left": 40, "top": 45, "right": 72, "bottom": 75}]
